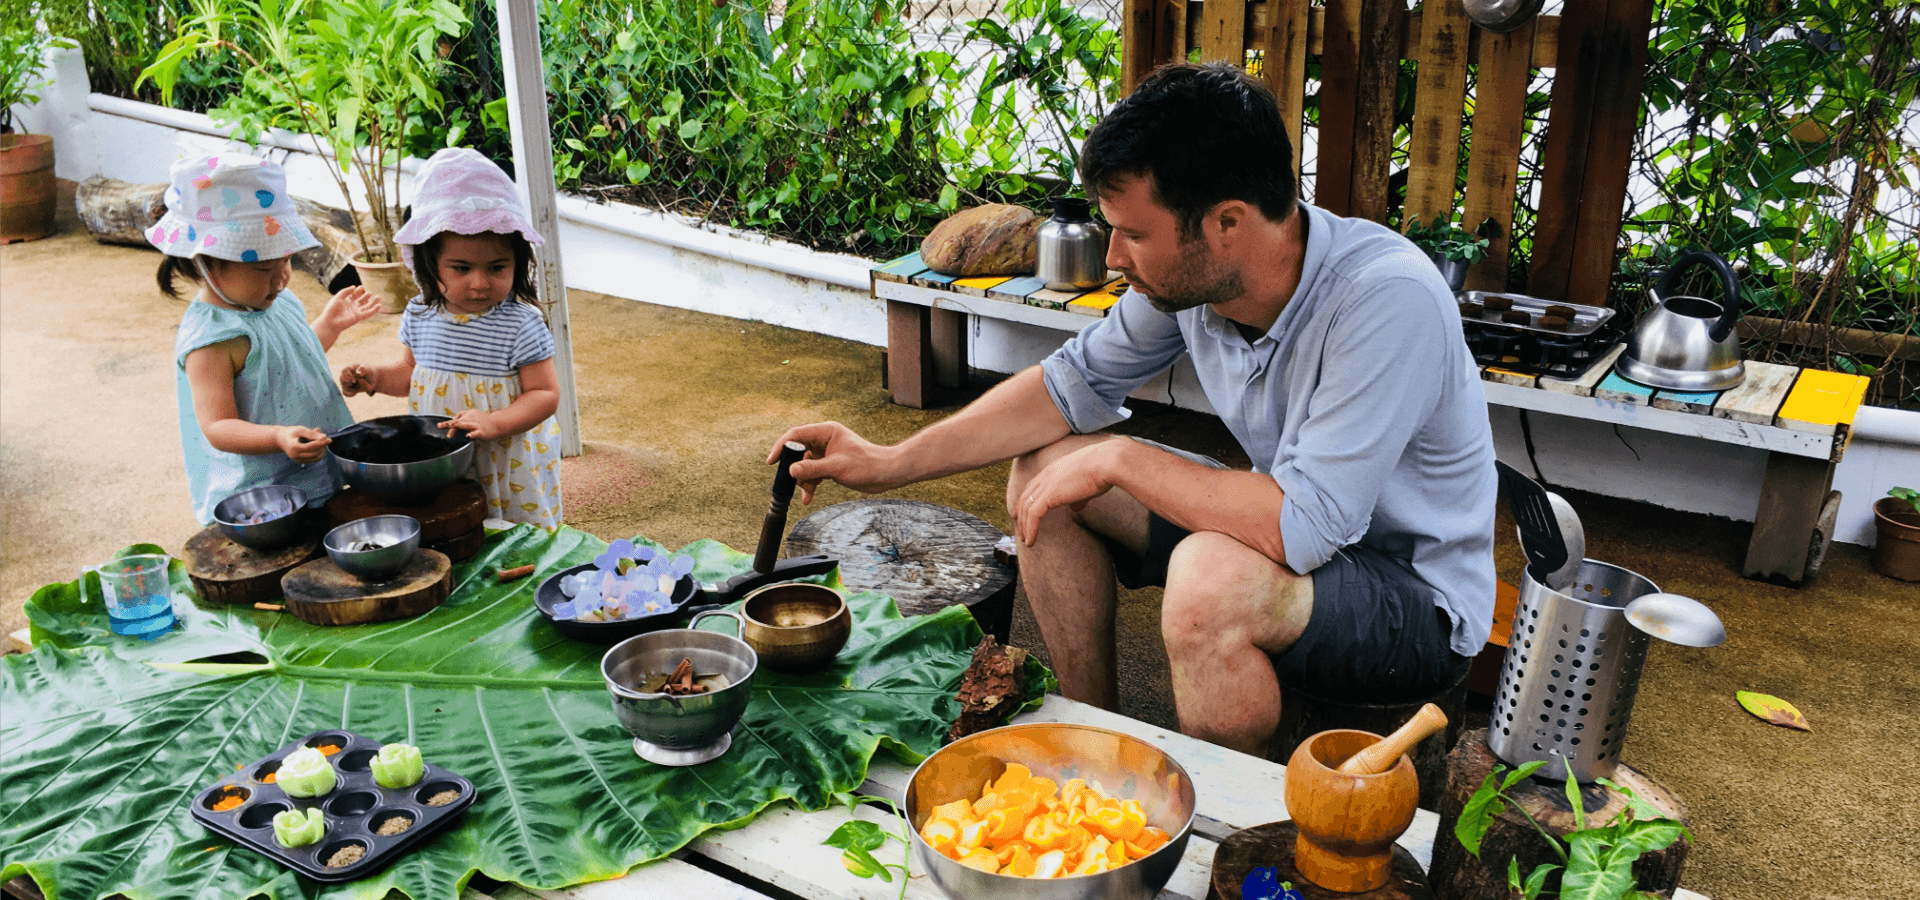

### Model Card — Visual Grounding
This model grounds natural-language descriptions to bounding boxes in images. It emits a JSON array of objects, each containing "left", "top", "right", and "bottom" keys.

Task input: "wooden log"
[
  {"left": 1427, "top": 729, "right": 1690, "bottom": 900},
  {"left": 280, "top": 550, "right": 452, "bottom": 626},
  {"left": 325, "top": 479, "right": 488, "bottom": 545},
  {"left": 428, "top": 525, "right": 486, "bottom": 563},
  {"left": 71, "top": 176, "right": 362, "bottom": 288},
  {"left": 1207, "top": 820, "right": 1433, "bottom": 900},
  {"left": 1270, "top": 664, "right": 1471, "bottom": 812},
  {"left": 181, "top": 525, "right": 323, "bottom": 607},
  {"left": 784, "top": 499, "right": 1016, "bottom": 644}
]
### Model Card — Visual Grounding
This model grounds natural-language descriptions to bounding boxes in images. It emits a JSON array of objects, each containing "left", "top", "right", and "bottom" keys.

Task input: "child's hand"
[
  {"left": 321, "top": 285, "right": 382, "bottom": 331},
  {"left": 339, "top": 363, "right": 375, "bottom": 397},
  {"left": 278, "top": 426, "right": 331, "bottom": 463},
  {"left": 441, "top": 410, "right": 506, "bottom": 441}
]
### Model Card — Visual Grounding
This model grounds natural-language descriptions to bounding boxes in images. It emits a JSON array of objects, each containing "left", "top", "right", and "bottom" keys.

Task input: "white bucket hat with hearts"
[{"left": 146, "top": 153, "right": 320, "bottom": 262}]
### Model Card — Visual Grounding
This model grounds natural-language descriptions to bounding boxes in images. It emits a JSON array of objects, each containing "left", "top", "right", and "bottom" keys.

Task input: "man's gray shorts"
[{"left": 1096, "top": 438, "right": 1469, "bottom": 702}]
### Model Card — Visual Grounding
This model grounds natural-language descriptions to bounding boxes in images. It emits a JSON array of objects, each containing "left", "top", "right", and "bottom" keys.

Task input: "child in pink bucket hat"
[
  {"left": 340, "top": 148, "right": 563, "bottom": 529},
  {"left": 153, "top": 152, "right": 382, "bottom": 524}
]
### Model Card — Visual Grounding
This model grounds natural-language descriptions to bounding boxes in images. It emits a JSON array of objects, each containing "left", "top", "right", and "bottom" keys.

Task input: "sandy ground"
[{"left": 4, "top": 182, "right": 1917, "bottom": 898}]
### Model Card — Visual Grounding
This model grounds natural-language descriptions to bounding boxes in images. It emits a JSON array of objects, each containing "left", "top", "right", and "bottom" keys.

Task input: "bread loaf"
[{"left": 920, "top": 204, "right": 1040, "bottom": 276}]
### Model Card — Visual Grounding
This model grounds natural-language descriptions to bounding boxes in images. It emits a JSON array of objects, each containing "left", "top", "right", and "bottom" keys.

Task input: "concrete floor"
[{"left": 4, "top": 181, "right": 1917, "bottom": 898}]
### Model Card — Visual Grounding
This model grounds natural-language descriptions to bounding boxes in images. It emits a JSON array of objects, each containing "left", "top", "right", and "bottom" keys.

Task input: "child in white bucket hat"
[
  {"left": 339, "top": 148, "right": 562, "bottom": 529},
  {"left": 152, "top": 152, "right": 382, "bottom": 524}
]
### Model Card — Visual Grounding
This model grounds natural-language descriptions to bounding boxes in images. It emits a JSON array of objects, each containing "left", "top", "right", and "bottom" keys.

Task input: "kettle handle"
[{"left": 1654, "top": 249, "right": 1740, "bottom": 342}]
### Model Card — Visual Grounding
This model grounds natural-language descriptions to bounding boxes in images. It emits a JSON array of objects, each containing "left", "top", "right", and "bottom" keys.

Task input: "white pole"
[{"left": 495, "top": 0, "right": 583, "bottom": 457}]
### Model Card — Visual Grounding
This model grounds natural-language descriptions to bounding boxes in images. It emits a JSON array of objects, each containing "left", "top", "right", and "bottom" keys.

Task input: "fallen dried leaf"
[{"left": 1737, "top": 690, "right": 1810, "bottom": 731}]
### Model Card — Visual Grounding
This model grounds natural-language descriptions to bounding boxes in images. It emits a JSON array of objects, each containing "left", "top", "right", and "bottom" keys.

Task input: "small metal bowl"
[
  {"left": 602, "top": 617, "right": 759, "bottom": 766},
  {"left": 735, "top": 582, "right": 852, "bottom": 674},
  {"left": 212, "top": 485, "right": 309, "bottom": 550},
  {"left": 324, "top": 515, "right": 421, "bottom": 581},
  {"left": 906, "top": 722, "right": 1196, "bottom": 900}
]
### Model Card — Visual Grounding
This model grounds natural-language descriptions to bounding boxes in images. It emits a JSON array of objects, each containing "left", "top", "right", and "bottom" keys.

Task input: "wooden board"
[
  {"left": 1067, "top": 280, "right": 1128, "bottom": 315},
  {"left": 326, "top": 479, "right": 487, "bottom": 544},
  {"left": 1480, "top": 365, "right": 1537, "bottom": 388},
  {"left": 182, "top": 525, "right": 322, "bottom": 606},
  {"left": 870, "top": 252, "right": 926, "bottom": 286},
  {"left": 1527, "top": 0, "right": 1611, "bottom": 303},
  {"left": 1401, "top": 0, "right": 1471, "bottom": 229},
  {"left": 281, "top": 549, "right": 452, "bottom": 626},
  {"left": 947, "top": 275, "right": 1010, "bottom": 298},
  {"left": 785, "top": 499, "right": 1016, "bottom": 644},
  {"left": 1775, "top": 368, "right": 1869, "bottom": 434},
  {"left": 983, "top": 274, "right": 1048, "bottom": 305},
  {"left": 886, "top": 300, "right": 934, "bottom": 409},
  {"left": 1460, "top": 19, "right": 1537, "bottom": 293},
  {"left": 1539, "top": 343, "right": 1625, "bottom": 397},
  {"left": 1199, "top": 0, "right": 1247, "bottom": 65},
  {"left": 1564, "top": 0, "right": 1657, "bottom": 310},
  {"left": 1263, "top": 0, "right": 1312, "bottom": 181},
  {"left": 429, "top": 526, "right": 486, "bottom": 563},
  {"left": 1593, "top": 370, "right": 1654, "bottom": 406},
  {"left": 1742, "top": 451, "right": 1836, "bottom": 587},
  {"left": 1207, "top": 820, "right": 1432, "bottom": 900},
  {"left": 1024, "top": 285, "right": 1085, "bottom": 311},
  {"left": 1711, "top": 360, "right": 1799, "bottom": 424},
  {"left": 1649, "top": 386, "right": 1722, "bottom": 415}
]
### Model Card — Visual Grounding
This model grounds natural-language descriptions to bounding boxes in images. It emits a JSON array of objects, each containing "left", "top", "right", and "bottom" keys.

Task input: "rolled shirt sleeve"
[{"left": 1041, "top": 290, "right": 1189, "bottom": 434}]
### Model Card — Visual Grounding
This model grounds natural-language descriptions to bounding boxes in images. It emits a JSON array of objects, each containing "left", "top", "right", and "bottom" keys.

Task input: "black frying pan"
[{"left": 533, "top": 564, "right": 717, "bottom": 644}]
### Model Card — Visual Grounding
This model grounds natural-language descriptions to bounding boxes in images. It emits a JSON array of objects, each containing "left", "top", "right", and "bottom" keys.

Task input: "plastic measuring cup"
[{"left": 83, "top": 554, "right": 177, "bottom": 640}]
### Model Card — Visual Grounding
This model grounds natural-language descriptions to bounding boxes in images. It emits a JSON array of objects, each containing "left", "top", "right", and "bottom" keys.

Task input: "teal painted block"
[
  {"left": 1655, "top": 388, "right": 1721, "bottom": 406},
  {"left": 986, "top": 275, "right": 1049, "bottom": 302},
  {"left": 875, "top": 251, "right": 926, "bottom": 278},
  {"left": 1596, "top": 371, "right": 1655, "bottom": 400}
]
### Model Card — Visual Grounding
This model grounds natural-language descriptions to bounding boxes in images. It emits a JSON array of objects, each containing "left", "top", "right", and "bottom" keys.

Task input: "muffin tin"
[{"left": 190, "top": 730, "right": 477, "bottom": 882}]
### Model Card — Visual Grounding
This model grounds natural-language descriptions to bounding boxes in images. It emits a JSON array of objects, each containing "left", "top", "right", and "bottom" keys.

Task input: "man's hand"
[
  {"left": 769, "top": 422, "right": 901, "bottom": 505},
  {"left": 1011, "top": 439, "right": 1123, "bottom": 545},
  {"left": 278, "top": 426, "right": 330, "bottom": 463}
]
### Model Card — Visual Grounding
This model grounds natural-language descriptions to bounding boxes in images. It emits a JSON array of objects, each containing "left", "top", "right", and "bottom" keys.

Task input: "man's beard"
[{"left": 1137, "top": 239, "right": 1243, "bottom": 313}]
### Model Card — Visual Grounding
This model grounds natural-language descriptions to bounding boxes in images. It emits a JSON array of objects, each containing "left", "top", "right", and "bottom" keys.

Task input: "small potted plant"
[
  {"left": 1405, "top": 215, "right": 1491, "bottom": 292},
  {"left": 1873, "top": 487, "right": 1920, "bottom": 582},
  {"left": 140, "top": 0, "right": 469, "bottom": 311},
  {"left": 0, "top": 27, "right": 75, "bottom": 243}
]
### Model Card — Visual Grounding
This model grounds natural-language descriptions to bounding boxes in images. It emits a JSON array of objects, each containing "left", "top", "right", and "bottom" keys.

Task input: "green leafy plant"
[
  {"left": 821, "top": 791, "right": 914, "bottom": 900},
  {"left": 137, "top": 0, "right": 469, "bottom": 263},
  {"left": 1405, "top": 215, "right": 1492, "bottom": 264},
  {"left": 1890, "top": 486, "right": 1920, "bottom": 515},
  {"left": 0, "top": 24, "right": 75, "bottom": 133},
  {"left": 1455, "top": 760, "right": 1692, "bottom": 900}
]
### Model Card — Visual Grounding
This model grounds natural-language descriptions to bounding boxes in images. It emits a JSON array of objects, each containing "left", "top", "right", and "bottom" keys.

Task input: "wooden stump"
[
  {"left": 428, "top": 526, "right": 486, "bottom": 563},
  {"left": 785, "top": 499, "right": 1015, "bottom": 643},
  {"left": 181, "top": 525, "right": 322, "bottom": 607},
  {"left": 280, "top": 550, "right": 452, "bottom": 626},
  {"left": 1428, "top": 729, "right": 1691, "bottom": 900},
  {"left": 1271, "top": 665, "right": 1471, "bottom": 812},
  {"left": 326, "top": 480, "right": 487, "bottom": 547},
  {"left": 1207, "top": 821, "right": 1433, "bottom": 900}
]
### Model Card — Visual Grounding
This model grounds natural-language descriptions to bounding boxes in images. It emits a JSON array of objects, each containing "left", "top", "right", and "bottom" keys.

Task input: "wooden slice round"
[
  {"left": 182, "top": 525, "right": 322, "bottom": 606},
  {"left": 427, "top": 526, "right": 484, "bottom": 562},
  {"left": 325, "top": 479, "right": 486, "bottom": 544},
  {"left": 785, "top": 499, "right": 1015, "bottom": 640},
  {"left": 1206, "top": 820, "right": 1432, "bottom": 900},
  {"left": 280, "top": 549, "right": 452, "bottom": 626}
]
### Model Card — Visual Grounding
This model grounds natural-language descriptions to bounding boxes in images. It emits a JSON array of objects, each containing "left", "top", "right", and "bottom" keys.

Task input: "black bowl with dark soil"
[{"left": 189, "top": 729, "right": 476, "bottom": 883}]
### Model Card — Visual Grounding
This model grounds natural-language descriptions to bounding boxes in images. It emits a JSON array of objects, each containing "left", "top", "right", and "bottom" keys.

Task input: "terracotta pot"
[
  {"left": 1, "top": 133, "right": 57, "bottom": 244},
  {"left": 351, "top": 254, "right": 418, "bottom": 314},
  {"left": 1872, "top": 496, "right": 1920, "bottom": 582}
]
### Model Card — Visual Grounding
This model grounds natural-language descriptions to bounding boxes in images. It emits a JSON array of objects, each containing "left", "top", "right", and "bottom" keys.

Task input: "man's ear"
[{"left": 1208, "top": 199, "right": 1251, "bottom": 244}]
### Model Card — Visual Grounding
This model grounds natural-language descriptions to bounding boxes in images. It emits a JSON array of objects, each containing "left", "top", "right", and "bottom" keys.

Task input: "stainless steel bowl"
[
  {"left": 212, "top": 485, "right": 309, "bottom": 550},
  {"left": 905, "top": 722, "right": 1196, "bottom": 900},
  {"left": 323, "top": 515, "right": 422, "bottom": 581},
  {"left": 326, "top": 415, "right": 474, "bottom": 503},
  {"left": 602, "top": 619, "right": 759, "bottom": 766}
]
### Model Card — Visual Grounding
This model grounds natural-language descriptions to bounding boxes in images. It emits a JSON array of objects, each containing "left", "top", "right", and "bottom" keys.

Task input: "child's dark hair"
[
  {"left": 409, "top": 231, "right": 540, "bottom": 310},
  {"left": 156, "top": 255, "right": 205, "bottom": 298}
]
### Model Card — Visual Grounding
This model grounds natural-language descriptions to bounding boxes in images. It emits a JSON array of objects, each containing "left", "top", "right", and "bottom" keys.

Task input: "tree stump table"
[
  {"left": 1207, "top": 821, "right": 1433, "bottom": 900},
  {"left": 784, "top": 499, "right": 1015, "bottom": 643},
  {"left": 326, "top": 480, "right": 487, "bottom": 562},
  {"left": 181, "top": 525, "right": 323, "bottom": 606},
  {"left": 279, "top": 550, "right": 452, "bottom": 626},
  {"left": 1427, "top": 729, "right": 1691, "bottom": 900}
]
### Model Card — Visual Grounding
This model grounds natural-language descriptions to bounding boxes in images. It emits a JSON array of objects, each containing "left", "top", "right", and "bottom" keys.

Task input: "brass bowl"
[{"left": 732, "top": 582, "right": 851, "bottom": 674}]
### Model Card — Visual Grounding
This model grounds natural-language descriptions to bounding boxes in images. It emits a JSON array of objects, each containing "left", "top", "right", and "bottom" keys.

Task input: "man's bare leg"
[
  {"left": 1160, "top": 531, "right": 1314, "bottom": 755},
  {"left": 1008, "top": 435, "right": 1150, "bottom": 711}
]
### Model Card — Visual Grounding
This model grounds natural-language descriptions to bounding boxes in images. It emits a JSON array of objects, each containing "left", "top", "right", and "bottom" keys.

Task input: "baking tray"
[
  {"left": 1457, "top": 291, "right": 1614, "bottom": 337},
  {"left": 191, "top": 730, "right": 476, "bottom": 882}
]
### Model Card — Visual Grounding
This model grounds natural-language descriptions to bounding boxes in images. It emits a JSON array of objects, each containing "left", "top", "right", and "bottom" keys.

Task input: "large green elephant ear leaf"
[{"left": 3, "top": 527, "right": 1052, "bottom": 900}]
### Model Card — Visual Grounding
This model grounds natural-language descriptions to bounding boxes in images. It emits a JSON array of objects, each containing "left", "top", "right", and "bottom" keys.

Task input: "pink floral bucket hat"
[
  {"left": 146, "top": 153, "right": 319, "bottom": 262},
  {"left": 392, "top": 148, "right": 544, "bottom": 269}
]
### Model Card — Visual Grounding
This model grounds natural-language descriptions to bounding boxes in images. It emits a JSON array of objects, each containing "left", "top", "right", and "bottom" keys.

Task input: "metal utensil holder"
[{"left": 1488, "top": 561, "right": 1659, "bottom": 782}]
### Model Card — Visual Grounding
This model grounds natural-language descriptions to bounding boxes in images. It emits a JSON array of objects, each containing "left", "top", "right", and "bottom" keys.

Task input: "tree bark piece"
[
  {"left": 1206, "top": 820, "right": 1433, "bottom": 900},
  {"left": 785, "top": 499, "right": 1015, "bottom": 643},
  {"left": 280, "top": 550, "right": 452, "bottom": 626},
  {"left": 181, "top": 525, "right": 323, "bottom": 607},
  {"left": 947, "top": 635, "right": 1028, "bottom": 743},
  {"left": 1428, "top": 729, "right": 1690, "bottom": 900}
]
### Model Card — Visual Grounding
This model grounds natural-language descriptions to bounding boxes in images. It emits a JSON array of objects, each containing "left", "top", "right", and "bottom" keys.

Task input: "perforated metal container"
[{"left": 1487, "top": 562, "right": 1658, "bottom": 782}]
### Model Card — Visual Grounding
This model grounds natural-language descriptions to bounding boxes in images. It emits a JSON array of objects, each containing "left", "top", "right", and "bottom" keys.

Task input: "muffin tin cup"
[{"left": 190, "top": 730, "right": 477, "bottom": 883}]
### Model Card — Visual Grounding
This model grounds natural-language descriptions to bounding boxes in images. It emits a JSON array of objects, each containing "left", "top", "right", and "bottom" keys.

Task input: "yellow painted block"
[
  {"left": 952, "top": 275, "right": 1012, "bottom": 295},
  {"left": 1776, "top": 368, "right": 1869, "bottom": 428},
  {"left": 1066, "top": 291, "right": 1121, "bottom": 314}
]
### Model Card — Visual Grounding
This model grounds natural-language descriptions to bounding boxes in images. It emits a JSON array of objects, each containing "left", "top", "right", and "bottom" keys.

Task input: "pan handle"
[{"left": 687, "top": 608, "right": 742, "bottom": 636}]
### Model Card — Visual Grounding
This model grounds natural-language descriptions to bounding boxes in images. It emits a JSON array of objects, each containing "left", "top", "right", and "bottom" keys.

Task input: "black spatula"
[{"left": 1494, "top": 459, "right": 1567, "bottom": 586}]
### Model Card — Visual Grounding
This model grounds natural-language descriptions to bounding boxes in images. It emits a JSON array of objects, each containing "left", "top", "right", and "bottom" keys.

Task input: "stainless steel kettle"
[
  {"left": 1035, "top": 197, "right": 1110, "bottom": 291},
  {"left": 1616, "top": 249, "right": 1746, "bottom": 392}
]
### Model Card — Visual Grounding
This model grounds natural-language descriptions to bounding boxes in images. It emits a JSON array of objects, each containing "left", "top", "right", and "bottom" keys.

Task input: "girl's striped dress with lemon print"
[{"left": 399, "top": 299, "right": 563, "bottom": 529}]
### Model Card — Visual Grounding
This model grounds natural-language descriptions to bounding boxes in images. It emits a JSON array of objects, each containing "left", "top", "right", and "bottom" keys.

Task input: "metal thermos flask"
[{"left": 1036, "top": 197, "right": 1110, "bottom": 291}]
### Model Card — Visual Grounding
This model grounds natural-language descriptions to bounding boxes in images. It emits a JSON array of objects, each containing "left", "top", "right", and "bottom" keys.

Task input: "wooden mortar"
[{"left": 1283, "top": 704, "right": 1447, "bottom": 893}]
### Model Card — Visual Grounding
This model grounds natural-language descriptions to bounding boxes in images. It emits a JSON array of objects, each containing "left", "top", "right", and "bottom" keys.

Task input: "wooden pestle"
[{"left": 1334, "top": 703, "right": 1448, "bottom": 776}]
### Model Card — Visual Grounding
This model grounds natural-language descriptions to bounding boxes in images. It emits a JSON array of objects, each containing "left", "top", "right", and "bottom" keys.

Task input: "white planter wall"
[{"left": 17, "top": 49, "right": 1918, "bottom": 548}]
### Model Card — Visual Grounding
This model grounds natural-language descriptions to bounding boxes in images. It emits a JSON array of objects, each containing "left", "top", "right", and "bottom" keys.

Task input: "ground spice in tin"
[
  {"left": 210, "top": 793, "right": 244, "bottom": 812},
  {"left": 375, "top": 816, "right": 414, "bottom": 836},
  {"left": 326, "top": 845, "right": 366, "bottom": 868},
  {"left": 314, "top": 743, "right": 342, "bottom": 756},
  {"left": 426, "top": 789, "right": 459, "bottom": 806},
  {"left": 261, "top": 772, "right": 276, "bottom": 783}
]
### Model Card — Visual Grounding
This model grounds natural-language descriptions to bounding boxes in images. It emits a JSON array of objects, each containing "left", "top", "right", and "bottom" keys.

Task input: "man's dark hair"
[{"left": 1078, "top": 62, "right": 1298, "bottom": 238}]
